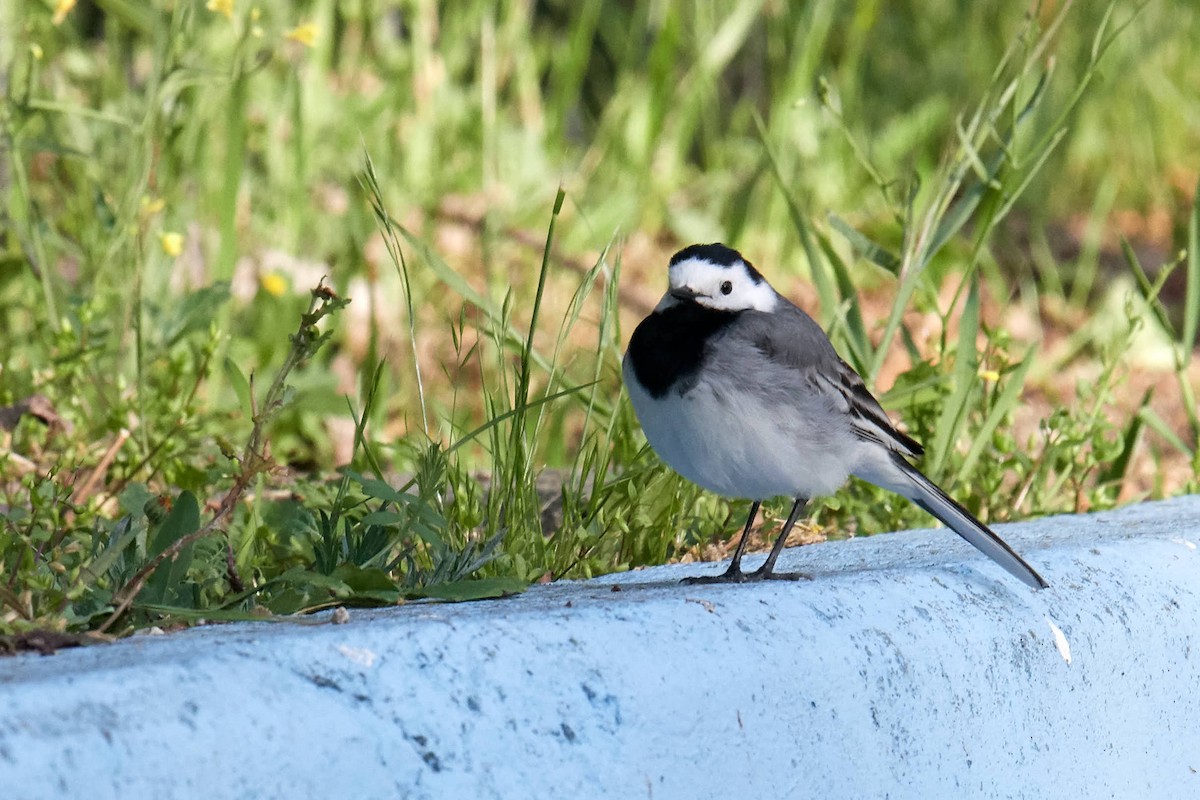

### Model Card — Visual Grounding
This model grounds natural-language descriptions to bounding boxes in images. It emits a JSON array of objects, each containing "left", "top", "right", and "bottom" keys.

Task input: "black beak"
[{"left": 669, "top": 286, "right": 700, "bottom": 301}]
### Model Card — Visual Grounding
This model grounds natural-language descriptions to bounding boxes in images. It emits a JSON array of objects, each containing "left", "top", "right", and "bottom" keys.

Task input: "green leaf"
[
  {"left": 332, "top": 564, "right": 396, "bottom": 589},
  {"left": 414, "top": 577, "right": 528, "bottom": 602},
  {"left": 1120, "top": 235, "right": 1176, "bottom": 335},
  {"left": 956, "top": 345, "right": 1036, "bottom": 481},
  {"left": 359, "top": 509, "right": 408, "bottom": 526},
  {"left": 753, "top": 111, "right": 837, "bottom": 322},
  {"left": 117, "top": 482, "right": 155, "bottom": 517},
  {"left": 331, "top": 564, "right": 401, "bottom": 602},
  {"left": 1097, "top": 388, "right": 1152, "bottom": 487},
  {"left": 224, "top": 357, "right": 253, "bottom": 416},
  {"left": 815, "top": 228, "right": 871, "bottom": 374},
  {"left": 827, "top": 213, "right": 901, "bottom": 275},
  {"left": 82, "top": 516, "right": 142, "bottom": 584},
  {"left": 929, "top": 276, "right": 981, "bottom": 475},
  {"left": 148, "top": 491, "right": 201, "bottom": 557},
  {"left": 351, "top": 474, "right": 411, "bottom": 504},
  {"left": 143, "top": 491, "right": 201, "bottom": 606},
  {"left": 1137, "top": 406, "right": 1195, "bottom": 458},
  {"left": 880, "top": 363, "right": 951, "bottom": 409},
  {"left": 134, "top": 604, "right": 280, "bottom": 623},
  {"left": 163, "top": 283, "right": 231, "bottom": 347},
  {"left": 1184, "top": 176, "right": 1200, "bottom": 356},
  {"left": 258, "top": 566, "right": 403, "bottom": 609}
]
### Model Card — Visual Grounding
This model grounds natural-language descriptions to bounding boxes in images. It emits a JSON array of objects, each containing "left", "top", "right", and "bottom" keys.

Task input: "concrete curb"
[{"left": 3, "top": 497, "right": 1200, "bottom": 799}]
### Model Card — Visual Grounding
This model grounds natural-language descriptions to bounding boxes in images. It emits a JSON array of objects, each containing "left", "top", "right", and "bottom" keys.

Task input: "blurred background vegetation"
[{"left": 1, "top": 0, "right": 1197, "bottom": 637}]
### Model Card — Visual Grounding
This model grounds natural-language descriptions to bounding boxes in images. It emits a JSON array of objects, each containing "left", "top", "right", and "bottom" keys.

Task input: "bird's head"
[{"left": 660, "top": 243, "right": 778, "bottom": 313}]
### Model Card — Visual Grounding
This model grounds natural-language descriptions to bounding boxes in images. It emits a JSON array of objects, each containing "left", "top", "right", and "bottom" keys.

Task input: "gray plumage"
[{"left": 623, "top": 243, "right": 1047, "bottom": 590}]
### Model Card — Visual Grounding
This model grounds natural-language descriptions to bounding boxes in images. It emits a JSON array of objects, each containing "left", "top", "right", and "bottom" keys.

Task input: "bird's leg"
[
  {"left": 722, "top": 499, "right": 760, "bottom": 576},
  {"left": 748, "top": 497, "right": 811, "bottom": 581},
  {"left": 681, "top": 501, "right": 760, "bottom": 584}
]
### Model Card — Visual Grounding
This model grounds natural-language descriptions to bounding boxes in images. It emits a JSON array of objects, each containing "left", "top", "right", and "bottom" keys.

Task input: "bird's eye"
[{"left": 720, "top": 280, "right": 733, "bottom": 295}]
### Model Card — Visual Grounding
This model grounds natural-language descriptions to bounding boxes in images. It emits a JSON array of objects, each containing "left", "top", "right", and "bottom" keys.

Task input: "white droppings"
[
  {"left": 336, "top": 645, "right": 378, "bottom": 668},
  {"left": 1046, "top": 618, "right": 1072, "bottom": 665}
]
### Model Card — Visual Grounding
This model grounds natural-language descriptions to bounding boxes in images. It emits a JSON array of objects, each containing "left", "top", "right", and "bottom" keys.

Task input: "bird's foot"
[
  {"left": 681, "top": 565, "right": 811, "bottom": 584},
  {"left": 681, "top": 569, "right": 749, "bottom": 585},
  {"left": 751, "top": 569, "right": 811, "bottom": 582}
]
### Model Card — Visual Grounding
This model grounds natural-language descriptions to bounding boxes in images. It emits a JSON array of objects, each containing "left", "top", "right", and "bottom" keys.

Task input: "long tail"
[{"left": 863, "top": 453, "right": 1048, "bottom": 590}]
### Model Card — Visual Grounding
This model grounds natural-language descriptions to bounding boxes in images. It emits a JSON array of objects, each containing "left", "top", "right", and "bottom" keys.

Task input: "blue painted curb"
[{"left": 3, "top": 497, "right": 1200, "bottom": 799}]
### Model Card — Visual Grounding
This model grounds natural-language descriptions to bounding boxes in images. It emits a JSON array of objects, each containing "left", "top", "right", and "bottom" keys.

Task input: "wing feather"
[{"left": 726, "top": 303, "right": 923, "bottom": 458}]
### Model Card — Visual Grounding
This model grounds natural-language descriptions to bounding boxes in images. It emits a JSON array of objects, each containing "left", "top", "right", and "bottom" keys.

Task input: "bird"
[{"left": 622, "top": 243, "right": 1048, "bottom": 590}]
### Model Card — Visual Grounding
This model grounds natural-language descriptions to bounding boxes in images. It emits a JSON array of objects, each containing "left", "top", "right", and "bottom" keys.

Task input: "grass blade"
[
  {"left": 827, "top": 213, "right": 901, "bottom": 276},
  {"left": 1184, "top": 177, "right": 1200, "bottom": 356},
  {"left": 1137, "top": 406, "right": 1195, "bottom": 459},
  {"left": 1097, "top": 388, "right": 1152, "bottom": 488},
  {"left": 928, "top": 275, "right": 981, "bottom": 476},
  {"left": 956, "top": 344, "right": 1036, "bottom": 482},
  {"left": 814, "top": 228, "right": 871, "bottom": 374},
  {"left": 1120, "top": 234, "right": 1177, "bottom": 335},
  {"left": 397, "top": 226, "right": 558, "bottom": 379},
  {"left": 753, "top": 111, "right": 837, "bottom": 319}
]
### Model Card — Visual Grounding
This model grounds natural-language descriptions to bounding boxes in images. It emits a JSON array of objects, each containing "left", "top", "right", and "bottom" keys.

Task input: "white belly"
[{"left": 623, "top": 359, "right": 854, "bottom": 501}]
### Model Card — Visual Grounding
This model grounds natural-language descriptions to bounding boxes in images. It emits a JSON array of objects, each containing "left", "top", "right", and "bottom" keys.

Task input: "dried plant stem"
[{"left": 97, "top": 282, "right": 348, "bottom": 633}]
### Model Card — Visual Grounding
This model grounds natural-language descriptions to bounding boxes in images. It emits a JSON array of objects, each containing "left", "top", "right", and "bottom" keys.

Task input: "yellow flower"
[
  {"left": 206, "top": 0, "right": 235, "bottom": 20},
  {"left": 159, "top": 232, "right": 184, "bottom": 258},
  {"left": 140, "top": 196, "right": 166, "bottom": 218},
  {"left": 29, "top": 44, "right": 44, "bottom": 60},
  {"left": 285, "top": 22, "right": 318, "bottom": 47},
  {"left": 979, "top": 368, "right": 1001, "bottom": 382},
  {"left": 260, "top": 273, "right": 288, "bottom": 297},
  {"left": 52, "top": 0, "right": 77, "bottom": 26}
]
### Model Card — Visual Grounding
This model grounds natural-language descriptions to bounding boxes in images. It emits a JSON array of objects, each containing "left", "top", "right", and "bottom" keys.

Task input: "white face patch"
[{"left": 662, "top": 256, "right": 778, "bottom": 313}]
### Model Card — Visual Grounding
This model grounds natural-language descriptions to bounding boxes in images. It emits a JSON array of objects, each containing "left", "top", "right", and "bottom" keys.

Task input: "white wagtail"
[{"left": 623, "top": 243, "right": 1047, "bottom": 589}]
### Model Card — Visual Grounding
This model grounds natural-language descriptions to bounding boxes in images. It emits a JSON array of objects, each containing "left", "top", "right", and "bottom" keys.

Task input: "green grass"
[{"left": 1, "top": 0, "right": 1197, "bottom": 637}]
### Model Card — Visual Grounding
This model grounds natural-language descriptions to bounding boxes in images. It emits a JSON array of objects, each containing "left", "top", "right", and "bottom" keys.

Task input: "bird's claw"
[{"left": 681, "top": 567, "right": 811, "bottom": 585}]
